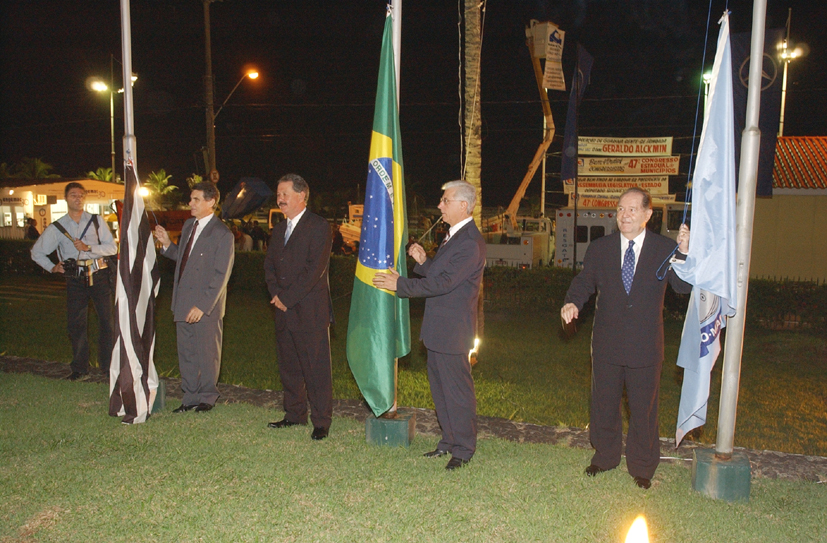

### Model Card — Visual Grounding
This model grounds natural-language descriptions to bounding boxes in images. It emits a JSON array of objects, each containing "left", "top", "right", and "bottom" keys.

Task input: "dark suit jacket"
[
  {"left": 397, "top": 220, "right": 486, "bottom": 355},
  {"left": 164, "top": 216, "right": 235, "bottom": 322},
  {"left": 564, "top": 231, "right": 691, "bottom": 368},
  {"left": 264, "top": 210, "right": 333, "bottom": 333}
]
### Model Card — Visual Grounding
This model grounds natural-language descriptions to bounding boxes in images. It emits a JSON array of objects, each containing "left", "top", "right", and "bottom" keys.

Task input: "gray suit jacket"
[
  {"left": 397, "top": 220, "right": 486, "bottom": 355},
  {"left": 164, "top": 216, "right": 235, "bottom": 322}
]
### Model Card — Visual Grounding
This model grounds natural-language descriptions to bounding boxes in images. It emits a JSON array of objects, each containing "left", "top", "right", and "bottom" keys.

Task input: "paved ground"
[{"left": 3, "top": 355, "right": 826, "bottom": 483}]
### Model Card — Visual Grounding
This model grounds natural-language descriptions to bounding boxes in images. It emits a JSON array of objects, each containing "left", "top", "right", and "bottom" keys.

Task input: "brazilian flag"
[{"left": 346, "top": 11, "right": 411, "bottom": 417}]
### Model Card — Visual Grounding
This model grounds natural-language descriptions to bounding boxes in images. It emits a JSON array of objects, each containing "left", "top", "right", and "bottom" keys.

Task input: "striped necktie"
[{"left": 284, "top": 220, "right": 293, "bottom": 246}]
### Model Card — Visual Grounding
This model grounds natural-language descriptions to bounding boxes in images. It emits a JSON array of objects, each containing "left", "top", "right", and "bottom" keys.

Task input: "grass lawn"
[
  {"left": 1, "top": 274, "right": 826, "bottom": 456},
  {"left": 1, "top": 373, "right": 826, "bottom": 542}
]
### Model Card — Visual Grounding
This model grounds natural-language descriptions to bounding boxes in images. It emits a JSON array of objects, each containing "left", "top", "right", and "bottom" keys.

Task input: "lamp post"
[
  {"left": 91, "top": 55, "right": 136, "bottom": 180},
  {"left": 702, "top": 71, "right": 712, "bottom": 121},
  {"left": 778, "top": 9, "right": 800, "bottom": 137}
]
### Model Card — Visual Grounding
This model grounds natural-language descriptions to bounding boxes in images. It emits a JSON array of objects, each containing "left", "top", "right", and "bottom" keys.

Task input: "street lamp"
[
  {"left": 91, "top": 55, "right": 137, "bottom": 180},
  {"left": 205, "top": 69, "right": 259, "bottom": 179},
  {"left": 778, "top": 8, "right": 806, "bottom": 137},
  {"left": 214, "top": 71, "right": 259, "bottom": 119},
  {"left": 778, "top": 42, "right": 801, "bottom": 137},
  {"left": 702, "top": 71, "right": 712, "bottom": 121}
]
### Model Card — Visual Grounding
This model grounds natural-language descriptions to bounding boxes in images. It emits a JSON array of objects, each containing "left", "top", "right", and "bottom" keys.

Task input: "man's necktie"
[
  {"left": 178, "top": 220, "right": 199, "bottom": 280},
  {"left": 621, "top": 240, "right": 635, "bottom": 294},
  {"left": 441, "top": 232, "right": 451, "bottom": 247},
  {"left": 284, "top": 220, "right": 293, "bottom": 246}
]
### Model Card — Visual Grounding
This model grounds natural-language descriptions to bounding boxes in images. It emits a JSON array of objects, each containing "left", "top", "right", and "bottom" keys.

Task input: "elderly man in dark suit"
[
  {"left": 154, "top": 182, "right": 235, "bottom": 413},
  {"left": 265, "top": 173, "right": 334, "bottom": 441},
  {"left": 373, "top": 180, "right": 486, "bottom": 470},
  {"left": 561, "top": 187, "right": 691, "bottom": 489}
]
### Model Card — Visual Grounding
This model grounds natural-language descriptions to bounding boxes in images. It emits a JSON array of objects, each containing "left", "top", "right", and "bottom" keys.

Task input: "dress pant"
[
  {"left": 427, "top": 349, "right": 477, "bottom": 460},
  {"left": 176, "top": 315, "right": 223, "bottom": 406},
  {"left": 66, "top": 270, "right": 114, "bottom": 374},
  {"left": 276, "top": 327, "right": 332, "bottom": 429},
  {"left": 589, "top": 361, "right": 662, "bottom": 479}
]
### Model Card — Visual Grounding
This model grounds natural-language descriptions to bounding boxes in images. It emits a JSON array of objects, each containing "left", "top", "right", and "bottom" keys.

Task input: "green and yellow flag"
[{"left": 346, "top": 11, "right": 410, "bottom": 417}]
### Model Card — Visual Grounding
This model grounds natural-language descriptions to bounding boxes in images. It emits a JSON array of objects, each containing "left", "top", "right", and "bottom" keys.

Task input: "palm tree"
[
  {"left": 145, "top": 169, "right": 179, "bottom": 210},
  {"left": 464, "top": 0, "right": 484, "bottom": 340},
  {"left": 12, "top": 157, "right": 61, "bottom": 180},
  {"left": 186, "top": 173, "right": 204, "bottom": 190},
  {"left": 87, "top": 167, "right": 114, "bottom": 182}
]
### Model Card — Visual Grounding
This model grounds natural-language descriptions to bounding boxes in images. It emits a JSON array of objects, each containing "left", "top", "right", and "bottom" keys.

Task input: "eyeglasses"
[{"left": 440, "top": 198, "right": 461, "bottom": 205}]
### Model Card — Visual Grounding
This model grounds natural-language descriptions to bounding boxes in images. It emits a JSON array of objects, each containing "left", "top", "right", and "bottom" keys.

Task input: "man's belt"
[{"left": 77, "top": 258, "right": 108, "bottom": 272}]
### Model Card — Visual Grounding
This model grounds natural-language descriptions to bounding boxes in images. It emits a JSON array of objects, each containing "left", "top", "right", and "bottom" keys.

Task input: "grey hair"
[
  {"left": 441, "top": 180, "right": 476, "bottom": 214},
  {"left": 278, "top": 173, "right": 310, "bottom": 202}
]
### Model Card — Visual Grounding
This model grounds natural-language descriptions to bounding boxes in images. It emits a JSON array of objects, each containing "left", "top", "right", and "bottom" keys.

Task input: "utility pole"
[{"left": 203, "top": 0, "right": 217, "bottom": 177}]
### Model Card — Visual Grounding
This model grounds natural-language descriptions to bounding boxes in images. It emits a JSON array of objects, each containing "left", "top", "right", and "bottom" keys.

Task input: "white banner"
[
  {"left": 568, "top": 193, "right": 677, "bottom": 207},
  {"left": 563, "top": 176, "right": 670, "bottom": 194},
  {"left": 578, "top": 136, "right": 673, "bottom": 156},
  {"left": 541, "top": 23, "right": 566, "bottom": 91},
  {"left": 577, "top": 156, "right": 680, "bottom": 176}
]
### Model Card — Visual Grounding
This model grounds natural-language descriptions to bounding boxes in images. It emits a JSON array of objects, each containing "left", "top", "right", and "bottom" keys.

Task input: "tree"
[
  {"left": 144, "top": 169, "right": 179, "bottom": 210},
  {"left": 12, "top": 157, "right": 61, "bottom": 180},
  {"left": 186, "top": 173, "right": 204, "bottom": 190},
  {"left": 464, "top": 0, "right": 484, "bottom": 341},
  {"left": 86, "top": 167, "right": 121, "bottom": 183},
  {"left": 0, "top": 162, "right": 10, "bottom": 179}
]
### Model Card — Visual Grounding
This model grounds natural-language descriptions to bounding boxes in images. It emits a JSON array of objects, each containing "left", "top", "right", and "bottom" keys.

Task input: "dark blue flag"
[
  {"left": 560, "top": 45, "right": 593, "bottom": 183},
  {"left": 731, "top": 29, "right": 784, "bottom": 196}
]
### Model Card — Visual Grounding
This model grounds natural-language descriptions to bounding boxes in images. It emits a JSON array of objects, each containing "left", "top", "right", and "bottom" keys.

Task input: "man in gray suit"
[
  {"left": 154, "top": 182, "right": 235, "bottom": 413},
  {"left": 373, "top": 180, "right": 486, "bottom": 470}
]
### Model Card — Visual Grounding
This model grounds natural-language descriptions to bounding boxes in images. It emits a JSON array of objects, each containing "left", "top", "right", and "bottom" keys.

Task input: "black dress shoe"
[
  {"left": 423, "top": 449, "right": 449, "bottom": 458},
  {"left": 173, "top": 404, "right": 198, "bottom": 413},
  {"left": 268, "top": 418, "right": 302, "bottom": 429},
  {"left": 194, "top": 403, "right": 213, "bottom": 412},
  {"left": 445, "top": 457, "right": 470, "bottom": 470},
  {"left": 585, "top": 464, "right": 612, "bottom": 477},
  {"left": 311, "top": 427, "right": 329, "bottom": 440},
  {"left": 634, "top": 476, "right": 652, "bottom": 489},
  {"left": 67, "top": 371, "right": 90, "bottom": 381}
]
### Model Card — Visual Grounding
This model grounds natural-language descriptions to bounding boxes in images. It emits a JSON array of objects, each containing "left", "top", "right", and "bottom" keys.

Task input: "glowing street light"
[
  {"left": 702, "top": 71, "right": 712, "bottom": 121},
  {"left": 214, "top": 70, "right": 260, "bottom": 119},
  {"left": 90, "top": 55, "right": 137, "bottom": 179}
]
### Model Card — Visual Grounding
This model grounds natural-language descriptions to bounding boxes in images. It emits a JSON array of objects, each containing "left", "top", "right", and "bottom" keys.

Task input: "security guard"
[{"left": 31, "top": 182, "right": 117, "bottom": 380}]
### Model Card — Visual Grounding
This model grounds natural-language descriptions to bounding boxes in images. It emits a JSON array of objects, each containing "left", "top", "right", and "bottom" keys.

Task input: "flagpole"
[
  {"left": 716, "top": 0, "right": 767, "bottom": 458},
  {"left": 120, "top": 0, "right": 137, "bottom": 170},
  {"left": 390, "top": 0, "right": 402, "bottom": 416}
]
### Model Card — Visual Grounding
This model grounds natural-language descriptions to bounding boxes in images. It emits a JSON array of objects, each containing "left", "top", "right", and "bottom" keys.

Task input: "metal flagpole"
[
  {"left": 715, "top": 0, "right": 767, "bottom": 458},
  {"left": 120, "top": 0, "right": 137, "bottom": 171},
  {"left": 390, "top": 0, "right": 402, "bottom": 416}
]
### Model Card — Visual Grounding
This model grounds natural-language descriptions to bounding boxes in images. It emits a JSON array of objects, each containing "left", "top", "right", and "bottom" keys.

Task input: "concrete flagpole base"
[
  {"left": 366, "top": 409, "right": 416, "bottom": 447},
  {"left": 691, "top": 448, "right": 751, "bottom": 502}
]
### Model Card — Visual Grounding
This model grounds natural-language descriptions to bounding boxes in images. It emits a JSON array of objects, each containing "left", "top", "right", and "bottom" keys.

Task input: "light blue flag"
[{"left": 673, "top": 12, "right": 738, "bottom": 446}]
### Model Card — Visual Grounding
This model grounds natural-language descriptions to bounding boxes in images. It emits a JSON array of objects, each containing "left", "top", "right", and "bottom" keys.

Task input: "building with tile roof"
[{"left": 751, "top": 137, "right": 827, "bottom": 282}]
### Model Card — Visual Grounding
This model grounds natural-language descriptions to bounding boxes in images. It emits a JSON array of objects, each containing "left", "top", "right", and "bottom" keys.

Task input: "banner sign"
[
  {"left": 568, "top": 193, "right": 677, "bottom": 207},
  {"left": 578, "top": 136, "right": 672, "bottom": 156},
  {"left": 541, "top": 22, "right": 566, "bottom": 91},
  {"left": 577, "top": 156, "right": 680, "bottom": 176},
  {"left": 563, "top": 176, "right": 670, "bottom": 194}
]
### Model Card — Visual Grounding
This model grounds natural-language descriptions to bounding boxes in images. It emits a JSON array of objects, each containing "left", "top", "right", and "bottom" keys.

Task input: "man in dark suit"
[
  {"left": 561, "top": 187, "right": 691, "bottom": 489},
  {"left": 265, "top": 173, "right": 334, "bottom": 441},
  {"left": 373, "top": 180, "right": 486, "bottom": 470},
  {"left": 154, "top": 182, "right": 235, "bottom": 413}
]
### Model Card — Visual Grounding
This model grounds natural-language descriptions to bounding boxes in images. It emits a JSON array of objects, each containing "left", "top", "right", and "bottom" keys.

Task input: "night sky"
[{"left": 2, "top": 0, "right": 825, "bottom": 209}]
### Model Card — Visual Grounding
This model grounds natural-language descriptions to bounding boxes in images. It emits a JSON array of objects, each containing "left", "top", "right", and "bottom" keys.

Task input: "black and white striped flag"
[{"left": 109, "top": 163, "right": 160, "bottom": 424}]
